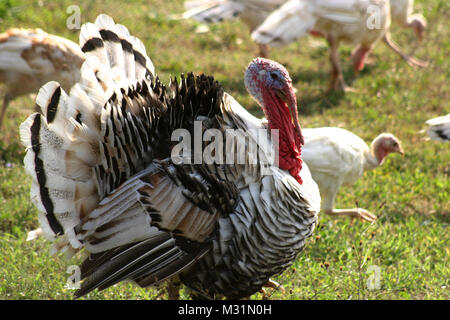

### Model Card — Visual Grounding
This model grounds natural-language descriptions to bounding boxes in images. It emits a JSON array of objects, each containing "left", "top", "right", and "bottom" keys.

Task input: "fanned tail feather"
[
  {"left": 20, "top": 13, "right": 234, "bottom": 298},
  {"left": 20, "top": 14, "right": 157, "bottom": 251}
]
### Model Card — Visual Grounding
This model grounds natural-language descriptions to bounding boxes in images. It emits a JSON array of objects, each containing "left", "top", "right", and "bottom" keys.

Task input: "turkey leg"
[
  {"left": 327, "top": 36, "right": 355, "bottom": 92},
  {"left": 324, "top": 208, "right": 377, "bottom": 223},
  {"left": 260, "top": 279, "right": 285, "bottom": 298},
  {"left": 383, "top": 32, "right": 428, "bottom": 68},
  {"left": 0, "top": 94, "right": 12, "bottom": 131},
  {"left": 167, "top": 280, "right": 181, "bottom": 300}
]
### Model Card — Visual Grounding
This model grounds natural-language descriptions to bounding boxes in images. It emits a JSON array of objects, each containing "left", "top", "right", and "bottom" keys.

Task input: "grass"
[{"left": 0, "top": 0, "right": 448, "bottom": 300}]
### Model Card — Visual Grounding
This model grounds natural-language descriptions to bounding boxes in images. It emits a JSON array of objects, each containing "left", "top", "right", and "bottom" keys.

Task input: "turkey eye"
[{"left": 270, "top": 72, "right": 278, "bottom": 80}]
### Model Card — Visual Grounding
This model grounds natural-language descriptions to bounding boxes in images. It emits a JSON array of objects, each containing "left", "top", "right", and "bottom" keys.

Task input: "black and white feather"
[
  {"left": 425, "top": 114, "right": 450, "bottom": 142},
  {"left": 20, "top": 14, "right": 319, "bottom": 299}
]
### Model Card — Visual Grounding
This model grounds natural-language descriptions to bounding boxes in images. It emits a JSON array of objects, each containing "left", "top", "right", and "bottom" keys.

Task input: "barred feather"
[{"left": 21, "top": 14, "right": 157, "bottom": 247}]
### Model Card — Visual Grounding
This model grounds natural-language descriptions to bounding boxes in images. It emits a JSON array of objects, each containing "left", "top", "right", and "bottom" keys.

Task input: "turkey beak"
[
  {"left": 395, "top": 143, "right": 404, "bottom": 155},
  {"left": 275, "top": 88, "right": 288, "bottom": 105}
]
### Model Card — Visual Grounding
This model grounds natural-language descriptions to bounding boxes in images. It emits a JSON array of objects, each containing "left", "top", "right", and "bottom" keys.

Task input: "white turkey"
[
  {"left": 0, "top": 28, "right": 85, "bottom": 130},
  {"left": 382, "top": 0, "right": 428, "bottom": 68},
  {"left": 20, "top": 14, "right": 320, "bottom": 299},
  {"left": 250, "top": 0, "right": 396, "bottom": 91},
  {"left": 302, "top": 127, "right": 404, "bottom": 222},
  {"left": 425, "top": 114, "right": 450, "bottom": 142},
  {"left": 183, "top": 0, "right": 287, "bottom": 57}
]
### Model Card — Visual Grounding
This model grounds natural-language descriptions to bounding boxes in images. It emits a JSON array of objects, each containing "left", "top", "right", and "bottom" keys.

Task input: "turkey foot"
[
  {"left": 327, "top": 36, "right": 357, "bottom": 93},
  {"left": 260, "top": 279, "right": 285, "bottom": 298},
  {"left": 264, "top": 279, "right": 285, "bottom": 292},
  {"left": 327, "top": 76, "right": 357, "bottom": 93},
  {"left": 325, "top": 208, "right": 377, "bottom": 223}
]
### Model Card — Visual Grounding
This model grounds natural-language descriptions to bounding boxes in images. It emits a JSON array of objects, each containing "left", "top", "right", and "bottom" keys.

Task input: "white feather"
[{"left": 425, "top": 114, "right": 450, "bottom": 142}]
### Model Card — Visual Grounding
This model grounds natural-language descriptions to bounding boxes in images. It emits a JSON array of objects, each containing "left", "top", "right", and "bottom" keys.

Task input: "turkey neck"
[
  {"left": 364, "top": 151, "right": 380, "bottom": 170},
  {"left": 365, "top": 143, "right": 385, "bottom": 170}
]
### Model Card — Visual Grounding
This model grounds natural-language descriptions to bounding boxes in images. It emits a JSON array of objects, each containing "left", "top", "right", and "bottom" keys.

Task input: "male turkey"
[
  {"left": 20, "top": 14, "right": 320, "bottom": 299},
  {"left": 0, "top": 28, "right": 85, "bottom": 130},
  {"left": 302, "top": 127, "right": 404, "bottom": 222}
]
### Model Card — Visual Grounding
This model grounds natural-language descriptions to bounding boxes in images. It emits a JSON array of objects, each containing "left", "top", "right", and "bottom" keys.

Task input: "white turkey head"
[
  {"left": 409, "top": 14, "right": 427, "bottom": 42},
  {"left": 371, "top": 133, "right": 404, "bottom": 165}
]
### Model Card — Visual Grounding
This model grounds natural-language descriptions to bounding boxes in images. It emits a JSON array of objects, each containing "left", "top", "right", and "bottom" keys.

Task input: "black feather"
[
  {"left": 45, "top": 86, "right": 61, "bottom": 124},
  {"left": 81, "top": 37, "right": 104, "bottom": 53},
  {"left": 30, "top": 115, "right": 64, "bottom": 236}
]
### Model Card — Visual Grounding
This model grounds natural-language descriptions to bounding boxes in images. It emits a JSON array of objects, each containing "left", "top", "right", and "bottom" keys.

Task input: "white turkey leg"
[
  {"left": 324, "top": 208, "right": 377, "bottom": 223},
  {"left": 0, "top": 94, "right": 12, "bottom": 131},
  {"left": 383, "top": 32, "right": 428, "bottom": 68},
  {"left": 321, "top": 184, "right": 376, "bottom": 223},
  {"left": 327, "top": 36, "right": 355, "bottom": 92}
]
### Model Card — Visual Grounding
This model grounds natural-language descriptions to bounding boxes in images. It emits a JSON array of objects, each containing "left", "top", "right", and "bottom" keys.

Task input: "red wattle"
[
  {"left": 309, "top": 30, "right": 324, "bottom": 38},
  {"left": 353, "top": 46, "right": 370, "bottom": 72},
  {"left": 262, "top": 89, "right": 303, "bottom": 184}
]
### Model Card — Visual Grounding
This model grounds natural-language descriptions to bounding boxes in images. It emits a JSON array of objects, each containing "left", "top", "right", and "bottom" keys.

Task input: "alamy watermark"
[
  {"left": 367, "top": 265, "right": 381, "bottom": 290},
  {"left": 65, "top": 265, "right": 81, "bottom": 290},
  {"left": 66, "top": 5, "right": 81, "bottom": 30},
  {"left": 366, "top": 4, "right": 384, "bottom": 30}
]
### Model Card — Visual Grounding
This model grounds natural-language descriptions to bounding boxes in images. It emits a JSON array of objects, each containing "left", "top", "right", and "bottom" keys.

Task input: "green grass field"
[{"left": 0, "top": 0, "right": 448, "bottom": 300}]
